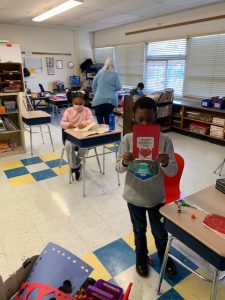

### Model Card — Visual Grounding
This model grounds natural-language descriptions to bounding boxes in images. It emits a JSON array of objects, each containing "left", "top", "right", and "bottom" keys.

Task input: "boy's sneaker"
[
  {"left": 136, "top": 263, "right": 149, "bottom": 277},
  {"left": 71, "top": 165, "right": 81, "bottom": 181},
  {"left": 165, "top": 258, "right": 177, "bottom": 279}
]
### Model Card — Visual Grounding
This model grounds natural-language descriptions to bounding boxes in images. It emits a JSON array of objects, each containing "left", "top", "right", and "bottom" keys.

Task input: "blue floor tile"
[
  {"left": 21, "top": 157, "right": 43, "bottom": 166},
  {"left": 5, "top": 167, "right": 29, "bottom": 178},
  {"left": 45, "top": 159, "right": 67, "bottom": 168},
  {"left": 157, "top": 288, "right": 184, "bottom": 300},
  {"left": 94, "top": 239, "right": 136, "bottom": 277},
  {"left": 32, "top": 169, "right": 57, "bottom": 181},
  {"left": 151, "top": 247, "right": 198, "bottom": 286}
]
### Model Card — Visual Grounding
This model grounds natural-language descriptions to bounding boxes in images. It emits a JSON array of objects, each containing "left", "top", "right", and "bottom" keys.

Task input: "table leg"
[
  {"left": 115, "top": 147, "right": 120, "bottom": 186},
  {"left": 40, "top": 126, "right": 44, "bottom": 144},
  {"left": 210, "top": 268, "right": 220, "bottom": 300},
  {"left": 103, "top": 146, "right": 105, "bottom": 175},
  {"left": 214, "top": 158, "right": 225, "bottom": 176},
  {"left": 157, "top": 236, "right": 175, "bottom": 295},
  {"left": 83, "top": 150, "right": 86, "bottom": 197},
  {"left": 94, "top": 147, "right": 102, "bottom": 173},
  {"left": 30, "top": 126, "right": 33, "bottom": 156},
  {"left": 47, "top": 124, "right": 54, "bottom": 152}
]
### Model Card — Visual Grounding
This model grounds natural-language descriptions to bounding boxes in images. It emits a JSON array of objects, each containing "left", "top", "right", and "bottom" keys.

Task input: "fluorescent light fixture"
[{"left": 32, "top": 0, "right": 82, "bottom": 22}]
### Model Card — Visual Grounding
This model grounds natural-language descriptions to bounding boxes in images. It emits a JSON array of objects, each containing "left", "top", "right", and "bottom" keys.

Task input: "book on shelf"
[
  {"left": 0, "top": 117, "right": 19, "bottom": 131},
  {"left": 3, "top": 100, "right": 17, "bottom": 112}
]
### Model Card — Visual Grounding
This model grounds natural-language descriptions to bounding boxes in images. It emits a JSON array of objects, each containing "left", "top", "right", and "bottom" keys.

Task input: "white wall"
[
  {"left": 0, "top": 24, "right": 93, "bottom": 91},
  {"left": 94, "top": 2, "right": 225, "bottom": 47}
]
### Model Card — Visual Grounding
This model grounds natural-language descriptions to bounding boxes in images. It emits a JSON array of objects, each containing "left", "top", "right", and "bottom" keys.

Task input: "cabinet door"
[{"left": 0, "top": 44, "right": 22, "bottom": 63}]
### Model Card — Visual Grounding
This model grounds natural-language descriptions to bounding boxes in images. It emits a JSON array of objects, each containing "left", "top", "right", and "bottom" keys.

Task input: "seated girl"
[{"left": 60, "top": 92, "right": 94, "bottom": 180}]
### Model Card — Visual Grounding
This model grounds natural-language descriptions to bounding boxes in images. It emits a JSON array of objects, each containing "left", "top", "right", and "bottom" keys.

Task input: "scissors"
[{"left": 175, "top": 199, "right": 197, "bottom": 209}]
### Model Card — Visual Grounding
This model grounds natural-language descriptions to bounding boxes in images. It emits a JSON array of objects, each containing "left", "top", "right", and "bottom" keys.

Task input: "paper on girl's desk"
[
  {"left": 81, "top": 125, "right": 109, "bottom": 137},
  {"left": 73, "top": 122, "right": 97, "bottom": 132}
]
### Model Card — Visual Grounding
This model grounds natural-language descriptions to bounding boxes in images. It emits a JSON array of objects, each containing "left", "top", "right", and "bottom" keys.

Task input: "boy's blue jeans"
[{"left": 127, "top": 202, "right": 168, "bottom": 265}]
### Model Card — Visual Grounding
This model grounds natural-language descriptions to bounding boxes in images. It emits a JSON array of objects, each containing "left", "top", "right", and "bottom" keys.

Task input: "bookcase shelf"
[
  {"left": 172, "top": 99, "right": 225, "bottom": 144},
  {"left": 0, "top": 63, "right": 24, "bottom": 93},
  {"left": 0, "top": 92, "right": 25, "bottom": 156}
]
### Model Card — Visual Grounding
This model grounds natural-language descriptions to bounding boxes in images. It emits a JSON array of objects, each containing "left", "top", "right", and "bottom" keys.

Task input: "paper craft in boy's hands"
[
  {"left": 133, "top": 124, "right": 160, "bottom": 160},
  {"left": 15, "top": 242, "right": 93, "bottom": 300}
]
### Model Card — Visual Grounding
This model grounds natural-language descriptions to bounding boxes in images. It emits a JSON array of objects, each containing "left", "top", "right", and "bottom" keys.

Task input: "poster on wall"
[
  {"left": 46, "top": 57, "right": 55, "bottom": 75},
  {"left": 56, "top": 60, "right": 63, "bottom": 69}
]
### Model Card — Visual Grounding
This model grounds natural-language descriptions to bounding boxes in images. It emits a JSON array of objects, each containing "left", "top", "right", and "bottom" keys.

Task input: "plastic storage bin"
[{"left": 190, "top": 123, "right": 210, "bottom": 135}]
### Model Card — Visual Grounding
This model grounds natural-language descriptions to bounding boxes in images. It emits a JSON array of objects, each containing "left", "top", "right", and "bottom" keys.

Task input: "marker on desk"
[{"left": 177, "top": 203, "right": 182, "bottom": 213}]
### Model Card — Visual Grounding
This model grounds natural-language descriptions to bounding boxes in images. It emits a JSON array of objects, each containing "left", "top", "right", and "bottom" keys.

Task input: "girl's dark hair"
[
  {"left": 133, "top": 97, "right": 157, "bottom": 113},
  {"left": 72, "top": 92, "right": 84, "bottom": 99}
]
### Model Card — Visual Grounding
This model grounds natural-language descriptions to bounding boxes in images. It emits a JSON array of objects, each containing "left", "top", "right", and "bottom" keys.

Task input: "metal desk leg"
[
  {"left": 94, "top": 147, "right": 102, "bottom": 173},
  {"left": 214, "top": 159, "right": 225, "bottom": 176},
  {"left": 47, "top": 124, "right": 54, "bottom": 152},
  {"left": 210, "top": 268, "right": 220, "bottom": 300},
  {"left": 59, "top": 148, "right": 65, "bottom": 168},
  {"left": 40, "top": 126, "right": 44, "bottom": 144},
  {"left": 103, "top": 146, "right": 105, "bottom": 175},
  {"left": 30, "top": 126, "right": 33, "bottom": 156},
  {"left": 83, "top": 150, "right": 86, "bottom": 197},
  {"left": 157, "top": 236, "right": 175, "bottom": 295}
]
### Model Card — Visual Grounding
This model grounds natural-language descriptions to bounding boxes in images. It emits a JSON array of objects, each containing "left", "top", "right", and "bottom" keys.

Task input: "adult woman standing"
[{"left": 92, "top": 58, "right": 122, "bottom": 124}]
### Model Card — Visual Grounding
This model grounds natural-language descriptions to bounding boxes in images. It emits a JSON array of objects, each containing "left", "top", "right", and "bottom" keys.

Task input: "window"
[
  {"left": 115, "top": 44, "right": 145, "bottom": 86},
  {"left": 145, "top": 39, "right": 187, "bottom": 96},
  {"left": 184, "top": 34, "right": 225, "bottom": 98},
  {"left": 94, "top": 47, "right": 114, "bottom": 64}
]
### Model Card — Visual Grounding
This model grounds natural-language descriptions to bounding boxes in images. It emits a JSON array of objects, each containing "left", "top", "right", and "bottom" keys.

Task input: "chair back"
[
  {"left": 39, "top": 83, "right": 45, "bottom": 93},
  {"left": 164, "top": 153, "right": 184, "bottom": 204}
]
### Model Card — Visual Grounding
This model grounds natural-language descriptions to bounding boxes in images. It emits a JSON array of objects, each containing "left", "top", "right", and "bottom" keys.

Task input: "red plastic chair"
[{"left": 164, "top": 153, "right": 185, "bottom": 204}]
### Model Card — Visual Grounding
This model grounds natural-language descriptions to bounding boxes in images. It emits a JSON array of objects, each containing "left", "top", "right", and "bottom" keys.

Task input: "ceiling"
[{"left": 0, "top": 0, "right": 223, "bottom": 31}]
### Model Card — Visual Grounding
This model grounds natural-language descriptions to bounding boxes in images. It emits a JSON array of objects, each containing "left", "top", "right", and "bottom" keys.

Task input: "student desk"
[
  {"left": 157, "top": 186, "right": 225, "bottom": 300},
  {"left": 65, "top": 129, "right": 121, "bottom": 197},
  {"left": 47, "top": 98, "right": 69, "bottom": 121},
  {"left": 28, "top": 96, "right": 50, "bottom": 110},
  {"left": 22, "top": 111, "right": 54, "bottom": 155}
]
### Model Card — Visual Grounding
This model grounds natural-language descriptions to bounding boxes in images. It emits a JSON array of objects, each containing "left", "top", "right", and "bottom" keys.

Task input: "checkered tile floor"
[
  {"left": 1, "top": 149, "right": 225, "bottom": 299},
  {"left": 82, "top": 229, "right": 225, "bottom": 300},
  {"left": 0, "top": 153, "right": 69, "bottom": 187}
]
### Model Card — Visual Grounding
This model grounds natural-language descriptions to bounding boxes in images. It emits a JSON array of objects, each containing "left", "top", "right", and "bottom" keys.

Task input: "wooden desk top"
[
  {"left": 22, "top": 111, "right": 51, "bottom": 119},
  {"left": 65, "top": 128, "right": 121, "bottom": 140},
  {"left": 160, "top": 186, "right": 225, "bottom": 257}
]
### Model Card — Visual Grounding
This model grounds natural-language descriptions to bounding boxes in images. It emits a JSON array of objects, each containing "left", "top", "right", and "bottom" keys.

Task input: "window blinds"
[
  {"left": 184, "top": 34, "right": 225, "bottom": 98},
  {"left": 145, "top": 39, "right": 186, "bottom": 96},
  {"left": 115, "top": 44, "right": 145, "bottom": 86},
  {"left": 94, "top": 47, "right": 114, "bottom": 64}
]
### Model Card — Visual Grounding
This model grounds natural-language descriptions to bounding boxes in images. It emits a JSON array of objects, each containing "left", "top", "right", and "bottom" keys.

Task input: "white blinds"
[
  {"left": 145, "top": 39, "right": 186, "bottom": 96},
  {"left": 115, "top": 44, "right": 145, "bottom": 86},
  {"left": 184, "top": 34, "right": 225, "bottom": 98},
  {"left": 94, "top": 47, "right": 114, "bottom": 64}
]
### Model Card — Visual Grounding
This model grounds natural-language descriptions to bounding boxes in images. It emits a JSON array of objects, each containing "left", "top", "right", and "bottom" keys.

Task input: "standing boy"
[{"left": 116, "top": 97, "right": 177, "bottom": 278}]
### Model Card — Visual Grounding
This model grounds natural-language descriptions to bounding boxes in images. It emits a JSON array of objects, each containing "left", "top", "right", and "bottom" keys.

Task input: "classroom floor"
[{"left": 0, "top": 122, "right": 225, "bottom": 299}]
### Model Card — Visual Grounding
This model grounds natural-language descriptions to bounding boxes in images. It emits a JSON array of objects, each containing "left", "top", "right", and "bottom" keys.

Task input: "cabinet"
[
  {"left": 0, "top": 92, "right": 25, "bottom": 156},
  {"left": 172, "top": 99, "right": 225, "bottom": 144},
  {"left": 0, "top": 63, "right": 24, "bottom": 93}
]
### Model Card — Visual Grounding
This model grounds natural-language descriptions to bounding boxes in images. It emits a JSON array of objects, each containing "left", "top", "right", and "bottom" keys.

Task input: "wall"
[
  {"left": 0, "top": 24, "right": 93, "bottom": 91},
  {"left": 93, "top": 2, "right": 225, "bottom": 47}
]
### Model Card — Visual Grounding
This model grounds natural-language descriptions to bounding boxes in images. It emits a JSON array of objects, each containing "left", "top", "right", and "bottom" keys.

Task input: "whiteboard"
[{"left": 0, "top": 43, "right": 22, "bottom": 63}]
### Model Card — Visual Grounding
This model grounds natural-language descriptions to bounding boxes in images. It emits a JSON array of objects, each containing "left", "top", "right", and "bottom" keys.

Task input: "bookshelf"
[
  {"left": 0, "top": 63, "right": 24, "bottom": 93},
  {"left": 0, "top": 92, "right": 25, "bottom": 156},
  {"left": 172, "top": 99, "right": 225, "bottom": 144}
]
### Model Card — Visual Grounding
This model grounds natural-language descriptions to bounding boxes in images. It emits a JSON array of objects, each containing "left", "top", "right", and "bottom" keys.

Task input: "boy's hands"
[
  {"left": 157, "top": 153, "right": 169, "bottom": 167},
  {"left": 123, "top": 152, "right": 135, "bottom": 166}
]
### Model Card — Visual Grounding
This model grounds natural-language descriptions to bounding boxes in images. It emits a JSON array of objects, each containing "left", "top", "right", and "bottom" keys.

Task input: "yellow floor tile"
[
  {"left": 8, "top": 174, "right": 36, "bottom": 187},
  {"left": 0, "top": 160, "right": 23, "bottom": 171},
  {"left": 123, "top": 229, "right": 157, "bottom": 254},
  {"left": 40, "top": 153, "right": 61, "bottom": 162},
  {"left": 82, "top": 252, "right": 111, "bottom": 281},
  {"left": 52, "top": 165, "right": 69, "bottom": 176},
  {"left": 175, "top": 269, "right": 225, "bottom": 300}
]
